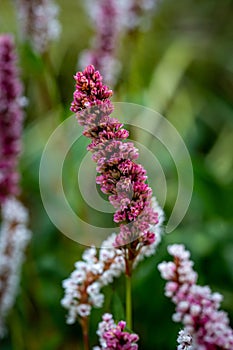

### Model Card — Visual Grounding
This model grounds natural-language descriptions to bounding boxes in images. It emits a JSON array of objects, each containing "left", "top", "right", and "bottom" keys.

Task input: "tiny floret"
[{"left": 177, "top": 329, "right": 193, "bottom": 350}]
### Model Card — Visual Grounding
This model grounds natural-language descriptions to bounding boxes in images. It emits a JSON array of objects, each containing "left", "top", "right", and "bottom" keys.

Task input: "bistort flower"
[
  {"left": 158, "top": 244, "right": 233, "bottom": 350},
  {"left": 93, "top": 313, "right": 139, "bottom": 350},
  {"left": 0, "top": 34, "right": 24, "bottom": 203},
  {"left": 15, "top": 0, "right": 61, "bottom": 53},
  {"left": 70, "top": 64, "right": 161, "bottom": 276}
]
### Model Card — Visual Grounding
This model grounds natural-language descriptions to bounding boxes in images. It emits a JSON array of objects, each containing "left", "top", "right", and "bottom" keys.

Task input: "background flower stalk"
[
  {"left": 0, "top": 33, "right": 31, "bottom": 339},
  {"left": 158, "top": 244, "right": 233, "bottom": 350},
  {"left": 0, "top": 34, "right": 24, "bottom": 203}
]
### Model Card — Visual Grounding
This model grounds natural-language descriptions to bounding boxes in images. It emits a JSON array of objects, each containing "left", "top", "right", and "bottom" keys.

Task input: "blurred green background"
[{"left": 0, "top": 0, "right": 233, "bottom": 349}]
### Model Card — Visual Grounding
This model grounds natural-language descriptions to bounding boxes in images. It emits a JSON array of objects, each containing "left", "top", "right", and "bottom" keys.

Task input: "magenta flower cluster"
[
  {"left": 94, "top": 313, "right": 139, "bottom": 350},
  {"left": 158, "top": 244, "right": 233, "bottom": 350},
  {"left": 0, "top": 34, "right": 24, "bottom": 203},
  {"left": 70, "top": 65, "right": 158, "bottom": 252}
]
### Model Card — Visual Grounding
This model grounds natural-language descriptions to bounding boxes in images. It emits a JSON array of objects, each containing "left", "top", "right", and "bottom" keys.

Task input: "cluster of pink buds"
[
  {"left": 15, "top": 0, "right": 61, "bottom": 54},
  {"left": 93, "top": 313, "right": 139, "bottom": 350},
  {"left": 158, "top": 244, "right": 233, "bottom": 349},
  {"left": 70, "top": 65, "right": 159, "bottom": 275}
]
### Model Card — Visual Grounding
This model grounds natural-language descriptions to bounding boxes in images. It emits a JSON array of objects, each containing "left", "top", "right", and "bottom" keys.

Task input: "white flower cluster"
[
  {"left": 0, "top": 197, "right": 31, "bottom": 338},
  {"left": 15, "top": 0, "right": 61, "bottom": 53},
  {"left": 177, "top": 329, "right": 193, "bottom": 350},
  {"left": 62, "top": 197, "right": 164, "bottom": 325},
  {"left": 61, "top": 234, "right": 125, "bottom": 324}
]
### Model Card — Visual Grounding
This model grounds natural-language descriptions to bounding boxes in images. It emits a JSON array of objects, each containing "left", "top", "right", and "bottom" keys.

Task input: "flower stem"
[
  {"left": 80, "top": 317, "right": 90, "bottom": 350},
  {"left": 126, "top": 274, "right": 132, "bottom": 330}
]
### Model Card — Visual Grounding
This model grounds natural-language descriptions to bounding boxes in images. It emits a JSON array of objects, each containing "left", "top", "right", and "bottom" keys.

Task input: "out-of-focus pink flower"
[
  {"left": 15, "top": 0, "right": 61, "bottom": 53},
  {"left": 158, "top": 244, "right": 233, "bottom": 350},
  {"left": 0, "top": 34, "right": 31, "bottom": 339},
  {"left": 79, "top": 0, "right": 120, "bottom": 86},
  {"left": 79, "top": 0, "right": 159, "bottom": 85},
  {"left": 0, "top": 34, "right": 24, "bottom": 203}
]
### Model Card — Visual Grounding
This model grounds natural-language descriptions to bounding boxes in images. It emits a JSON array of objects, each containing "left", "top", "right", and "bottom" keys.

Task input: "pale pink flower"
[{"left": 158, "top": 244, "right": 233, "bottom": 349}]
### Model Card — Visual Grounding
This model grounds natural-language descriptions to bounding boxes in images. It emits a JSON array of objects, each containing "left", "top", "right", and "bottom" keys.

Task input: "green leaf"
[{"left": 110, "top": 291, "right": 125, "bottom": 323}]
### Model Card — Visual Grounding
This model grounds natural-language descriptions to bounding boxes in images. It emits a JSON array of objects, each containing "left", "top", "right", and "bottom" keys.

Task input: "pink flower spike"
[
  {"left": 0, "top": 34, "right": 24, "bottom": 203},
  {"left": 159, "top": 244, "right": 233, "bottom": 350},
  {"left": 15, "top": 0, "right": 61, "bottom": 54},
  {"left": 70, "top": 65, "right": 163, "bottom": 260}
]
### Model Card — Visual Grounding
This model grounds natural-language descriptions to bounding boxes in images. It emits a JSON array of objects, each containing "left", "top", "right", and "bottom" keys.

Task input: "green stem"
[
  {"left": 80, "top": 317, "right": 90, "bottom": 350},
  {"left": 126, "top": 274, "right": 132, "bottom": 330}
]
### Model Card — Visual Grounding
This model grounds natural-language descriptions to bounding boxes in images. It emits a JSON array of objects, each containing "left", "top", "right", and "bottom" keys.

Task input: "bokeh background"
[{"left": 0, "top": 0, "right": 233, "bottom": 349}]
